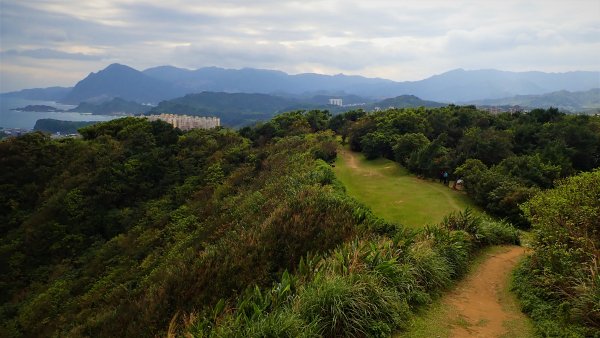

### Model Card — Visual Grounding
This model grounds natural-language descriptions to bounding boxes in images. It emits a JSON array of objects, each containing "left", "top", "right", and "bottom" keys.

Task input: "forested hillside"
[
  {"left": 1, "top": 115, "right": 361, "bottom": 336},
  {"left": 1, "top": 106, "right": 598, "bottom": 337}
]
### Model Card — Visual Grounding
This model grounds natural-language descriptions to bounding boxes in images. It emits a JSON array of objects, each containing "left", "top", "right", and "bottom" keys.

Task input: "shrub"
[
  {"left": 407, "top": 241, "right": 452, "bottom": 293},
  {"left": 476, "top": 219, "right": 520, "bottom": 245},
  {"left": 441, "top": 208, "right": 520, "bottom": 246},
  {"left": 514, "top": 170, "right": 600, "bottom": 336},
  {"left": 296, "top": 274, "right": 407, "bottom": 337}
]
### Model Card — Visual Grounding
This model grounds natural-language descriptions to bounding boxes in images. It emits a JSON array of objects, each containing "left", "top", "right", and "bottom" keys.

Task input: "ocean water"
[{"left": 0, "top": 97, "right": 118, "bottom": 129}]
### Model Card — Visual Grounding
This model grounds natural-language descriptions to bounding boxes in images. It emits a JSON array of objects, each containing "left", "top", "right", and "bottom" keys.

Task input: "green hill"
[
  {"left": 370, "top": 95, "right": 445, "bottom": 109},
  {"left": 149, "top": 91, "right": 302, "bottom": 127},
  {"left": 33, "top": 119, "right": 99, "bottom": 133}
]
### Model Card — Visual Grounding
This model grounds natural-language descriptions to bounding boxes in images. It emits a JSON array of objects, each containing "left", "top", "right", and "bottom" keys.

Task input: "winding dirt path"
[{"left": 443, "top": 246, "right": 528, "bottom": 338}]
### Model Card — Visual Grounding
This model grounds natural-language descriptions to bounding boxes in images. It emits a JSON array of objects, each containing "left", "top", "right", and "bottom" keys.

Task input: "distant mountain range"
[
  {"left": 2, "top": 64, "right": 598, "bottom": 105},
  {"left": 470, "top": 88, "right": 600, "bottom": 113}
]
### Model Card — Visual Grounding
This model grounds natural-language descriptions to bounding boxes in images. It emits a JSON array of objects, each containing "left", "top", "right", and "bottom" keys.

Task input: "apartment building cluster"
[{"left": 145, "top": 114, "right": 220, "bottom": 130}]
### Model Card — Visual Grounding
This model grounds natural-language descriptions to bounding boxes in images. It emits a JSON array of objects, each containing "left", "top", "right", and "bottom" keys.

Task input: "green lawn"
[{"left": 334, "top": 148, "right": 476, "bottom": 228}]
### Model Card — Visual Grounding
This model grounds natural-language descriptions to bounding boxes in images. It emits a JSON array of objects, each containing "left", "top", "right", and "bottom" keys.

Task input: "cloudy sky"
[{"left": 1, "top": 0, "right": 599, "bottom": 92}]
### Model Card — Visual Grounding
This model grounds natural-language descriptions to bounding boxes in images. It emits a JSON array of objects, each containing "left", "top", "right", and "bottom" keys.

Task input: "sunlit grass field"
[{"left": 333, "top": 148, "right": 476, "bottom": 228}]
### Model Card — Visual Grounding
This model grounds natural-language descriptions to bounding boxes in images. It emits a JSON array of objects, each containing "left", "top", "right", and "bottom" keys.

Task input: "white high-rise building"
[
  {"left": 328, "top": 98, "right": 343, "bottom": 106},
  {"left": 144, "top": 114, "right": 220, "bottom": 130}
]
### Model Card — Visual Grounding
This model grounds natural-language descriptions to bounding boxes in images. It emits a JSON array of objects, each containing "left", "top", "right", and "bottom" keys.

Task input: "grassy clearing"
[{"left": 334, "top": 148, "right": 475, "bottom": 228}]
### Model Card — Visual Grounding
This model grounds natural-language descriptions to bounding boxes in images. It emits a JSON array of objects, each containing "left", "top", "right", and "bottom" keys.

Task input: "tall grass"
[{"left": 185, "top": 209, "right": 521, "bottom": 337}]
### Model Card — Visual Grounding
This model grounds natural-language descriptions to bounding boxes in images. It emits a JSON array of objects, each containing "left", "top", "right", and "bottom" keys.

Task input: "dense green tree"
[
  {"left": 348, "top": 117, "right": 376, "bottom": 151},
  {"left": 392, "top": 133, "right": 430, "bottom": 165},
  {"left": 361, "top": 131, "right": 396, "bottom": 159},
  {"left": 305, "top": 109, "right": 331, "bottom": 132},
  {"left": 407, "top": 134, "right": 450, "bottom": 177},
  {"left": 515, "top": 170, "right": 600, "bottom": 335},
  {"left": 455, "top": 127, "right": 514, "bottom": 166}
]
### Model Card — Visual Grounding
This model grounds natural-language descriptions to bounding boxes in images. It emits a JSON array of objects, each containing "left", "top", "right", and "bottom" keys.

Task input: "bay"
[{"left": 0, "top": 97, "right": 118, "bottom": 129}]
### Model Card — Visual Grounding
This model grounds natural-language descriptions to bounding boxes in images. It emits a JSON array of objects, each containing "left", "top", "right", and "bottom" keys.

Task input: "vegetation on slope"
[
  {"left": 70, "top": 97, "right": 150, "bottom": 115},
  {"left": 513, "top": 170, "right": 600, "bottom": 337},
  {"left": 471, "top": 88, "right": 600, "bottom": 113},
  {"left": 183, "top": 209, "right": 519, "bottom": 337},
  {"left": 0, "top": 114, "right": 362, "bottom": 336}
]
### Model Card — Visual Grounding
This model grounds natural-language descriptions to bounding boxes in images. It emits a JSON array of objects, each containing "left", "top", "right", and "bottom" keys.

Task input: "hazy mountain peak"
[{"left": 62, "top": 63, "right": 182, "bottom": 104}]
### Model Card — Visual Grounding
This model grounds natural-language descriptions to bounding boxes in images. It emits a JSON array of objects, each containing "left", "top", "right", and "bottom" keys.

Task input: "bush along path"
[{"left": 180, "top": 209, "right": 523, "bottom": 337}]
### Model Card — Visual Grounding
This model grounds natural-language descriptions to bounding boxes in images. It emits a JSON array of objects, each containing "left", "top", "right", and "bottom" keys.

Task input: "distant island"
[
  {"left": 11, "top": 105, "right": 64, "bottom": 112},
  {"left": 69, "top": 97, "right": 150, "bottom": 115}
]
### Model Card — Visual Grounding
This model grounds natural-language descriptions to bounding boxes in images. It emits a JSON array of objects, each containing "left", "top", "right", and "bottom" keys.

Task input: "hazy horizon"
[{"left": 1, "top": 0, "right": 599, "bottom": 92}]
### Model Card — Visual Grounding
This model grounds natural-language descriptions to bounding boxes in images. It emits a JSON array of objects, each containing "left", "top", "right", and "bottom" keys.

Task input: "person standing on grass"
[{"left": 443, "top": 171, "right": 449, "bottom": 185}]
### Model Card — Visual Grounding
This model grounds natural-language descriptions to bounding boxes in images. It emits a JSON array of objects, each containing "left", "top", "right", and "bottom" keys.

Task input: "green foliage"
[
  {"left": 348, "top": 117, "right": 376, "bottom": 151},
  {"left": 297, "top": 274, "right": 406, "bottom": 337},
  {"left": 188, "top": 210, "right": 521, "bottom": 337},
  {"left": 361, "top": 131, "right": 396, "bottom": 159},
  {"left": 456, "top": 127, "right": 514, "bottom": 166},
  {"left": 344, "top": 106, "right": 600, "bottom": 227},
  {"left": 392, "top": 132, "right": 430, "bottom": 165},
  {"left": 33, "top": 118, "right": 99, "bottom": 134},
  {"left": 513, "top": 170, "right": 600, "bottom": 336},
  {"left": 2, "top": 118, "right": 354, "bottom": 337}
]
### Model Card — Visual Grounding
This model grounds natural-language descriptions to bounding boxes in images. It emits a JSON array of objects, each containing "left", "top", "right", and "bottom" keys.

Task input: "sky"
[{"left": 1, "top": 0, "right": 599, "bottom": 92}]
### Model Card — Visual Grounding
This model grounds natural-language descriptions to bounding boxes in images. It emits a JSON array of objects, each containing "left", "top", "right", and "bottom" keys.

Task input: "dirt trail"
[
  {"left": 443, "top": 246, "right": 529, "bottom": 338},
  {"left": 341, "top": 148, "right": 379, "bottom": 176},
  {"left": 343, "top": 148, "right": 359, "bottom": 169}
]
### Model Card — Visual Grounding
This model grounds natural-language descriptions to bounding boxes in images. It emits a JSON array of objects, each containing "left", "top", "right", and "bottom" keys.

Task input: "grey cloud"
[
  {"left": 1, "top": 0, "right": 599, "bottom": 91},
  {"left": 117, "top": 3, "right": 218, "bottom": 27},
  {"left": 1, "top": 48, "right": 107, "bottom": 61}
]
